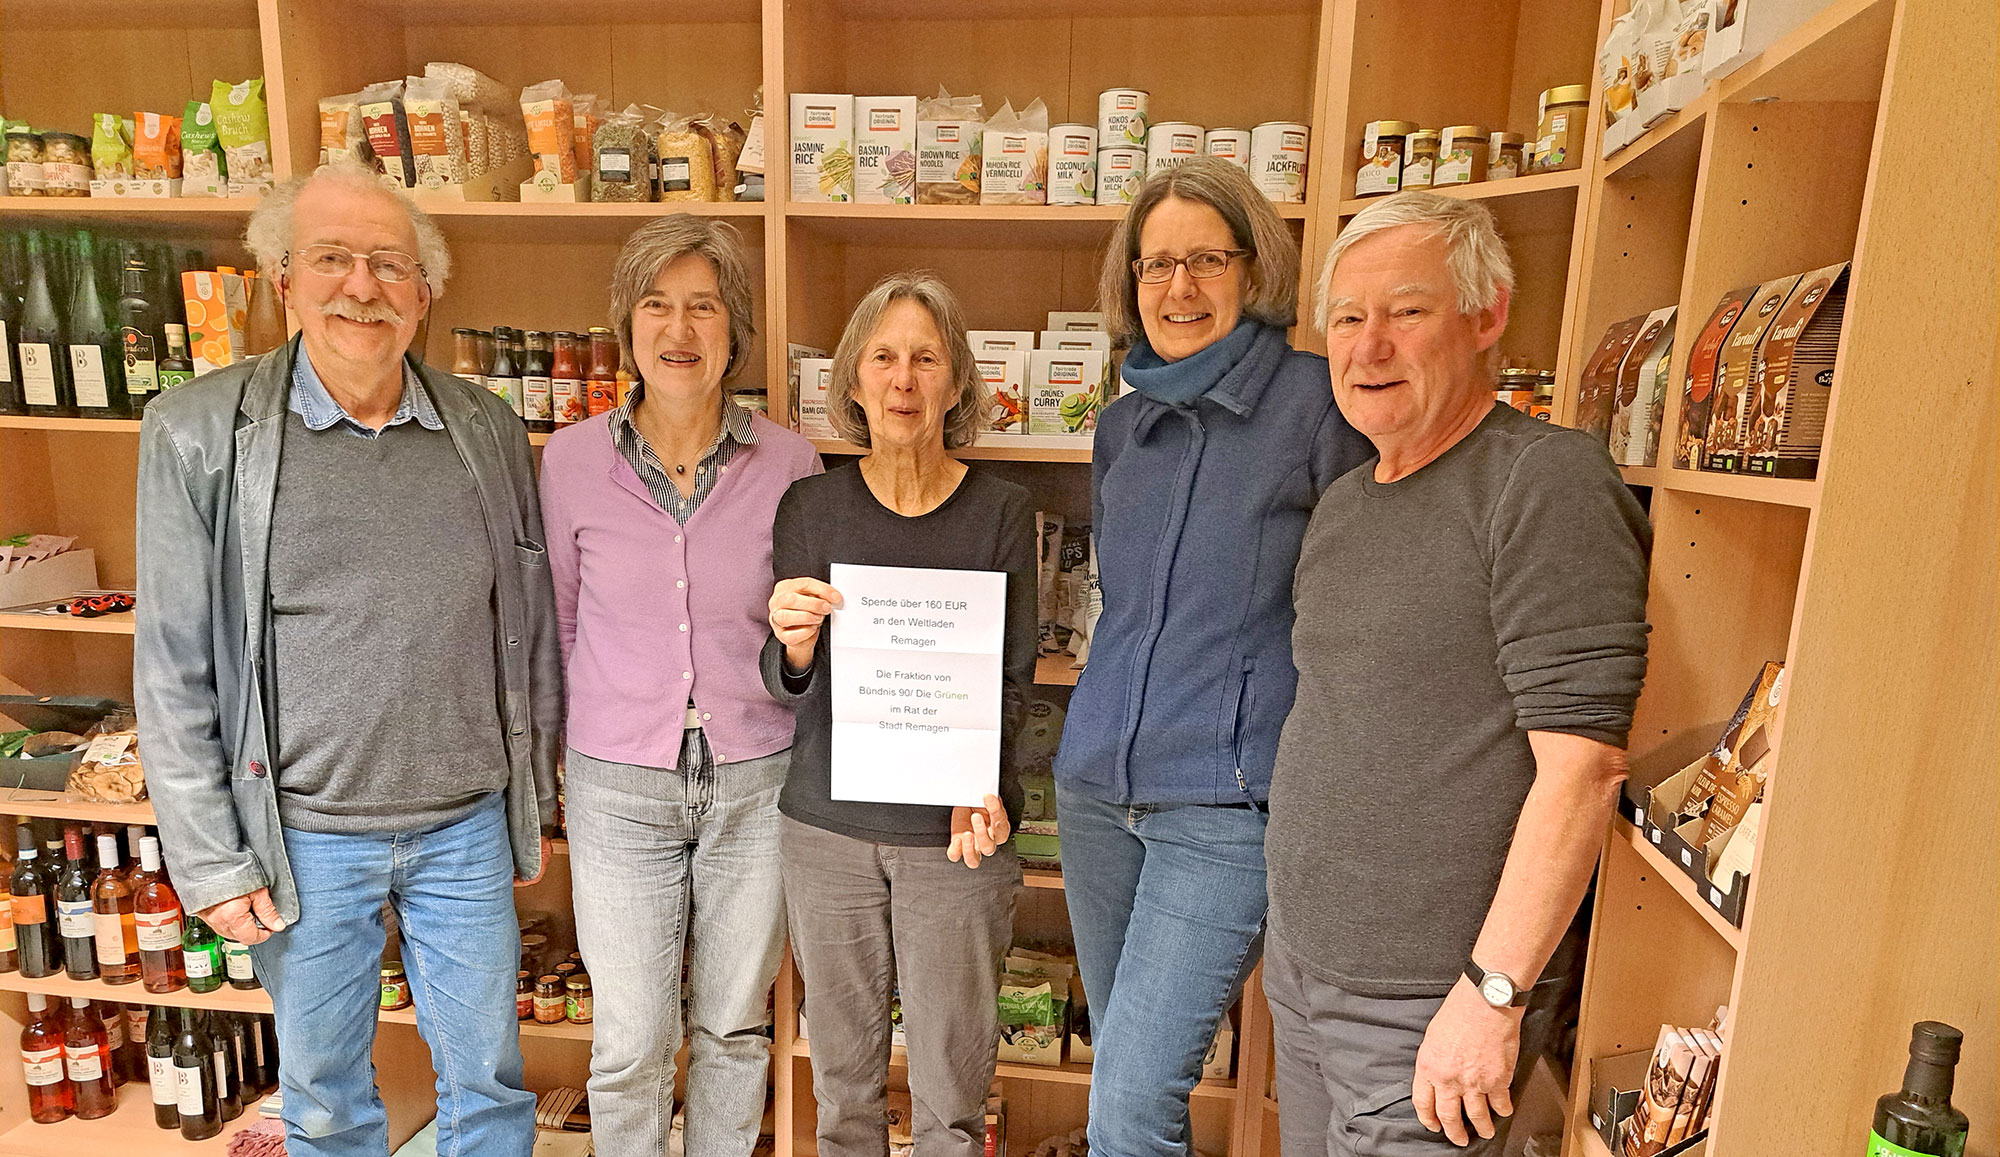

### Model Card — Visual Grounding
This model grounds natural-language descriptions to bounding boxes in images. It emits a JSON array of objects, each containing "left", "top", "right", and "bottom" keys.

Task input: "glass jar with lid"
[
  {"left": 565, "top": 974, "right": 593, "bottom": 1024},
  {"left": 40, "top": 131, "right": 92, "bottom": 197},
  {"left": 1402, "top": 130, "right": 1441, "bottom": 190},
  {"left": 534, "top": 975, "right": 567, "bottom": 1024},
  {"left": 379, "top": 963, "right": 413, "bottom": 1011},
  {"left": 6, "top": 130, "right": 46, "bottom": 196},
  {"left": 1487, "top": 132, "right": 1527, "bottom": 181},
  {"left": 1355, "top": 120, "right": 1418, "bottom": 197},
  {"left": 1434, "top": 126, "right": 1489, "bottom": 186},
  {"left": 1533, "top": 86, "right": 1590, "bottom": 172}
]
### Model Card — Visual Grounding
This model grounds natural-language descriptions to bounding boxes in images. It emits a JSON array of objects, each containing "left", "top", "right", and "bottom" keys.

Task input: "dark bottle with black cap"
[{"left": 1868, "top": 1021, "right": 1971, "bottom": 1156}]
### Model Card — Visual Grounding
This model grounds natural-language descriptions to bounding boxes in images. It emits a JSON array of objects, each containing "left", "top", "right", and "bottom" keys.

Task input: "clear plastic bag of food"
[
  {"left": 655, "top": 111, "right": 716, "bottom": 202},
  {"left": 918, "top": 86, "right": 984, "bottom": 204},
  {"left": 591, "top": 105, "right": 652, "bottom": 202},
  {"left": 697, "top": 113, "right": 745, "bottom": 202},
  {"left": 424, "top": 61, "right": 514, "bottom": 117},
  {"left": 403, "top": 74, "right": 466, "bottom": 188},
  {"left": 359, "top": 79, "right": 413, "bottom": 186}
]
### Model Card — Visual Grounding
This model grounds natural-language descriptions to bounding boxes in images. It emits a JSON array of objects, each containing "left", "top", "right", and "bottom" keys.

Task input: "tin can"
[
  {"left": 1096, "top": 148, "right": 1146, "bottom": 204},
  {"left": 1047, "top": 124, "right": 1098, "bottom": 205},
  {"left": 1250, "top": 121, "right": 1310, "bottom": 203},
  {"left": 1204, "top": 128, "right": 1252, "bottom": 167},
  {"left": 1097, "top": 89, "right": 1150, "bottom": 149},
  {"left": 1146, "top": 122, "right": 1203, "bottom": 177}
]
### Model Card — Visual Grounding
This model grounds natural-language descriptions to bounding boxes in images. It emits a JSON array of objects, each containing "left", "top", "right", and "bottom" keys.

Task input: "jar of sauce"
[
  {"left": 551, "top": 332, "right": 585, "bottom": 426},
  {"left": 565, "top": 974, "right": 593, "bottom": 1024},
  {"left": 451, "top": 328, "right": 485, "bottom": 388},
  {"left": 1434, "top": 126, "right": 1489, "bottom": 186},
  {"left": 533, "top": 975, "right": 566, "bottom": 1024},
  {"left": 516, "top": 970, "right": 534, "bottom": 1021},
  {"left": 1402, "top": 130, "right": 1440, "bottom": 190},
  {"left": 380, "top": 963, "right": 412, "bottom": 1011},
  {"left": 586, "top": 328, "right": 621, "bottom": 417},
  {"left": 1533, "top": 86, "right": 1590, "bottom": 172},
  {"left": 1354, "top": 120, "right": 1417, "bottom": 197},
  {"left": 1487, "top": 132, "right": 1527, "bottom": 180}
]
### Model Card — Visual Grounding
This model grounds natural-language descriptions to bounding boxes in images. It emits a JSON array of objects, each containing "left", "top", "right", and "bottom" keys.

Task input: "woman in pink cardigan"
[{"left": 538, "top": 216, "right": 821, "bottom": 1157}]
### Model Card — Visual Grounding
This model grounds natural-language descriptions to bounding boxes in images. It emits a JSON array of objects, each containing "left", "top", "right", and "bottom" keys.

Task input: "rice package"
[
  {"left": 181, "top": 100, "right": 227, "bottom": 197},
  {"left": 211, "top": 78, "right": 274, "bottom": 193},
  {"left": 656, "top": 112, "right": 717, "bottom": 202},
  {"left": 980, "top": 98, "right": 1048, "bottom": 205}
]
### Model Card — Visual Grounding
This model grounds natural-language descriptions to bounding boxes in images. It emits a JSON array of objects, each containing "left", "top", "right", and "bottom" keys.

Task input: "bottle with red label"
[
  {"left": 10, "top": 824, "right": 59, "bottom": 977},
  {"left": 91, "top": 833, "right": 139, "bottom": 985},
  {"left": 551, "top": 331, "right": 585, "bottom": 426},
  {"left": 20, "top": 991, "right": 71, "bottom": 1124},
  {"left": 61, "top": 997, "right": 116, "bottom": 1119},
  {"left": 97, "top": 993, "right": 128, "bottom": 1088},
  {"left": 134, "top": 836, "right": 186, "bottom": 992},
  {"left": 586, "top": 327, "right": 620, "bottom": 415}
]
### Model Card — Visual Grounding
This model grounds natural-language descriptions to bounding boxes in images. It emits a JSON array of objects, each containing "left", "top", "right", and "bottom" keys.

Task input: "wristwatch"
[{"left": 1463, "top": 959, "right": 1532, "bottom": 1008}]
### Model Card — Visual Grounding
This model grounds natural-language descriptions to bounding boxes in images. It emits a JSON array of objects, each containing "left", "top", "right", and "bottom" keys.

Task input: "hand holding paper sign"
[
  {"left": 769, "top": 576, "right": 844, "bottom": 672},
  {"left": 950, "top": 793, "right": 1012, "bottom": 869}
]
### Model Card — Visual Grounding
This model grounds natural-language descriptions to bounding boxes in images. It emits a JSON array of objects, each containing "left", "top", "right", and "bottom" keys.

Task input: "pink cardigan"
[{"left": 539, "top": 409, "right": 822, "bottom": 767}]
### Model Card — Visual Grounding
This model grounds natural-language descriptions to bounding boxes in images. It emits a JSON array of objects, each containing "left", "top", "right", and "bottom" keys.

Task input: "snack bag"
[
  {"left": 359, "top": 80, "right": 414, "bottom": 186},
  {"left": 520, "top": 79, "right": 578, "bottom": 184},
  {"left": 132, "top": 112, "right": 182, "bottom": 179},
  {"left": 212, "top": 78, "right": 274, "bottom": 193},
  {"left": 181, "top": 100, "right": 228, "bottom": 196},
  {"left": 91, "top": 113, "right": 133, "bottom": 178},
  {"left": 403, "top": 74, "right": 466, "bottom": 189},
  {"left": 319, "top": 92, "right": 364, "bottom": 167}
]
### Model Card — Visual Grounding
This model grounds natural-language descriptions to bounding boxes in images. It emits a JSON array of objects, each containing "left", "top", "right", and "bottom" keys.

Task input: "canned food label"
[{"left": 22, "top": 1046, "right": 63, "bottom": 1086}]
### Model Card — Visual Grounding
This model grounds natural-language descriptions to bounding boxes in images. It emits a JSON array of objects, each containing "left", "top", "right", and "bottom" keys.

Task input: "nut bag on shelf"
[{"left": 212, "top": 77, "right": 274, "bottom": 194}]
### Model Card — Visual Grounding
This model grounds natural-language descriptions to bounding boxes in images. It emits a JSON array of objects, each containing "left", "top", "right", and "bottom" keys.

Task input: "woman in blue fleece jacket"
[{"left": 1054, "top": 157, "right": 1372, "bottom": 1157}]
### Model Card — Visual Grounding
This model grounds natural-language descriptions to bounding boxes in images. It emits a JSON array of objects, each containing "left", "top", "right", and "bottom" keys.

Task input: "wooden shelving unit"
[{"left": 4, "top": 0, "right": 1992, "bottom": 1153}]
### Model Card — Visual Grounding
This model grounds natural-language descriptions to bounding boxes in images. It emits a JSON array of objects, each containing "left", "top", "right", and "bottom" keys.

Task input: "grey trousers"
[
  {"left": 1263, "top": 929, "right": 1561, "bottom": 1157},
  {"left": 780, "top": 815, "right": 1021, "bottom": 1157}
]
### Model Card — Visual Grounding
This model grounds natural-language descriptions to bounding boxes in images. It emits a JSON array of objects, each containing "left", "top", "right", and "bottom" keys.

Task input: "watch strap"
[{"left": 1464, "top": 958, "right": 1532, "bottom": 1007}]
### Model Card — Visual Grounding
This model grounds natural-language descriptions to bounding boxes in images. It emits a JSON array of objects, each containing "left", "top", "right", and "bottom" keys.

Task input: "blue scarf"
[{"left": 1119, "top": 320, "right": 1264, "bottom": 406}]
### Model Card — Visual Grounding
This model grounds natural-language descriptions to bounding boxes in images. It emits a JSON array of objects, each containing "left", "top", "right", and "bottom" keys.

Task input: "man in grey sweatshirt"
[{"left": 1266, "top": 193, "right": 1651, "bottom": 1155}]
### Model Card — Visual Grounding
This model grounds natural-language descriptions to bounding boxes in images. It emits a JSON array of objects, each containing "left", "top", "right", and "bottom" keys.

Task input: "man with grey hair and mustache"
[
  {"left": 135, "top": 161, "right": 560, "bottom": 1157},
  {"left": 1264, "top": 191, "right": 1650, "bottom": 1155}
]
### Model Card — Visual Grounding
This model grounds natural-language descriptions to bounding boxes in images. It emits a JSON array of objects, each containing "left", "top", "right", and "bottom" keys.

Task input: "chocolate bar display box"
[
  {"left": 1641, "top": 760, "right": 1755, "bottom": 928},
  {"left": 1590, "top": 1050, "right": 1710, "bottom": 1157}
]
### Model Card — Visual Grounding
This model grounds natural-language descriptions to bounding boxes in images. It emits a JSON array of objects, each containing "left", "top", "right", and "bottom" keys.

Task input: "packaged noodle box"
[
  {"left": 795, "top": 356, "right": 836, "bottom": 439},
  {"left": 181, "top": 100, "right": 227, "bottom": 197},
  {"left": 916, "top": 87, "right": 983, "bottom": 204},
  {"left": 181, "top": 270, "right": 245, "bottom": 373},
  {"left": 1047, "top": 311, "right": 1104, "bottom": 332},
  {"left": 1704, "top": 273, "right": 1802, "bottom": 472},
  {"left": 977, "top": 350, "right": 1027, "bottom": 434},
  {"left": 1745, "top": 261, "right": 1849, "bottom": 478},
  {"left": 1609, "top": 307, "right": 1675, "bottom": 466},
  {"left": 1029, "top": 348, "right": 1107, "bottom": 435},
  {"left": 967, "top": 330, "right": 1036, "bottom": 353},
  {"left": 980, "top": 99, "right": 1049, "bottom": 205},
  {"left": 212, "top": 78, "right": 273, "bottom": 194},
  {"left": 853, "top": 96, "right": 916, "bottom": 205},
  {"left": 790, "top": 93, "right": 854, "bottom": 203}
]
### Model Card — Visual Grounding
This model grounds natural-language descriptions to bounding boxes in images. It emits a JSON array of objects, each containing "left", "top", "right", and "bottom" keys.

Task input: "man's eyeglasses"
[
  {"left": 1132, "top": 249, "right": 1249, "bottom": 284},
  {"left": 287, "top": 244, "right": 425, "bottom": 284}
]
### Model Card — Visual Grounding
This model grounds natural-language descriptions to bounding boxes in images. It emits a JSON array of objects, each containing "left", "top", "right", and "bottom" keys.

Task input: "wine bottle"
[
  {"left": 56, "top": 827, "right": 98, "bottom": 981},
  {"left": 19, "top": 991, "right": 71, "bottom": 1124},
  {"left": 224, "top": 935, "right": 260, "bottom": 989},
  {"left": 134, "top": 836, "right": 186, "bottom": 992},
  {"left": 67, "top": 229, "right": 127, "bottom": 418},
  {"left": 11, "top": 825, "right": 59, "bottom": 977},
  {"left": 1869, "top": 1021, "right": 1971, "bottom": 1156},
  {"left": 209, "top": 1009, "right": 242, "bottom": 1121},
  {"left": 183, "top": 914, "right": 224, "bottom": 993},
  {"left": 147, "top": 1004, "right": 179, "bottom": 1130},
  {"left": 18, "top": 231, "right": 72, "bottom": 417},
  {"left": 118, "top": 255, "right": 165, "bottom": 409},
  {"left": 0, "top": 233, "right": 24, "bottom": 415},
  {"left": 91, "top": 833, "right": 140, "bottom": 984},
  {"left": 248, "top": 1012, "right": 280, "bottom": 1093},
  {"left": 0, "top": 830, "right": 15, "bottom": 973},
  {"left": 98, "top": 991, "right": 129, "bottom": 1088},
  {"left": 160, "top": 324, "right": 196, "bottom": 390},
  {"left": 173, "top": 1005, "right": 222, "bottom": 1140},
  {"left": 61, "top": 997, "right": 116, "bottom": 1120}
]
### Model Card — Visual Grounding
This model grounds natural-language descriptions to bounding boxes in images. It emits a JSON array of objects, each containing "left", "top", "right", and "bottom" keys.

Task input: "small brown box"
[
  {"left": 1674, "top": 286, "right": 1756, "bottom": 470},
  {"left": 1745, "top": 262, "right": 1850, "bottom": 478},
  {"left": 1576, "top": 313, "right": 1650, "bottom": 438},
  {"left": 1704, "top": 274, "right": 1802, "bottom": 472}
]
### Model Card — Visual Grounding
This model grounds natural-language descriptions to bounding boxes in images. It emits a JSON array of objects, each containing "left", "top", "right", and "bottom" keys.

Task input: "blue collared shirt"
[{"left": 289, "top": 348, "right": 443, "bottom": 438}]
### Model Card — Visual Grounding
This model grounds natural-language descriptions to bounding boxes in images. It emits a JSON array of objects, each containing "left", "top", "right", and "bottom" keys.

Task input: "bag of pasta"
[{"left": 655, "top": 111, "right": 716, "bottom": 202}]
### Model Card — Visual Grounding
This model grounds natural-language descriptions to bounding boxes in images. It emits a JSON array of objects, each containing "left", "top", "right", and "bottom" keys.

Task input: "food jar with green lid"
[
  {"left": 1402, "top": 129, "right": 1440, "bottom": 190},
  {"left": 1355, "top": 119, "right": 1418, "bottom": 197},
  {"left": 1434, "top": 126, "right": 1489, "bottom": 186},
  {"left": 1533, "top": 85, "right": 1590, "bottom": 173},
  {"left": 1488, "top": 131, "right": 1527, "bottom": 180}
]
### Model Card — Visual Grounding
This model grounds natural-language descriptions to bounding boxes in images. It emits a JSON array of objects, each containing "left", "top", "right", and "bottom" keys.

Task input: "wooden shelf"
[
  {"left": 0, "top": 197, "right": 264, "bottom": 227},
  {"left": 1600, "top": 94, "right": 1713, "bottom": 181},
  {"left": 1614, "top": 818, "right": 1745, "bottom": 952},
  {"left": 1022, "top": 868, "right": 1064, "bottom": 890},
  {"left": 1035, "top": 654, "right": 1081, "bottom": 687},
  {"left": 785, "top": 202, "right": 1306, "bottom": 223},
  {"left": 0, "top": 790, "right": 154, "bottom": 825},
  {"left": 1262, "top": 1096, "right": 1280, "bottom": 1116},
  {"left": 1714, "top": 0, "right": 1897, "bottom": 105},
  {"left": 1337, "top": 169, "right": 1583, "bottom": 216},
  {"left": 788, "top": 1039, "right": 1236, "bottom": 1099},
  {"left": 0, "top": 417, "right": 142, "bottom": 433},
  {"left": 0, "top": 611, "right": 136, "bottom": 635},
  {"left": 0, "top": 1081, "right": 270, "bottom": 1156},
  {"left": 1618, "top": 464, "right": 1819, "bottom": 509},
  {"left": 1578, "top": 1125, "right": 1614, "bottom": 1157},
  {"left": 811, "top": 436, "right": 1092, "bottom": 463}
]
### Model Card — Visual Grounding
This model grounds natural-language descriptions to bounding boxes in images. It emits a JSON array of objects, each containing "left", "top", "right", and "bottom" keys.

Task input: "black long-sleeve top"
[{"left": 761, "top": 462, "right": 1038, "bottom": 846}]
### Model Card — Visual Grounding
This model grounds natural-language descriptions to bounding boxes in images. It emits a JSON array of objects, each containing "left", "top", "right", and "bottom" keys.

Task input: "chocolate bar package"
[
  {"left": 1745, "top": 261, "right": 1850, "bottom": 478},
  {"left": 1704, "top": 274, "right": 1801, "bottom": 472},
  {"left": 1675, "top": 285, "right": 1755, "bottom": 470},
  {"left": 1576, "top": 313, "right": 1650, "bottom": 439},
  {"left": 1610, "top": 306, "right": 1676, "bottom": 466}
]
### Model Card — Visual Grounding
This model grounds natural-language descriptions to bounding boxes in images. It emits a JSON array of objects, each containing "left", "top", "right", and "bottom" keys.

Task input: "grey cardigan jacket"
[{"left": 134, "top": 337, "right": 562, "bottom": 922}]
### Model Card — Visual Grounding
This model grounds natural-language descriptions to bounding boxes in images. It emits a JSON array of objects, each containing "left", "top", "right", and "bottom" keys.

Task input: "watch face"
[{"left": 1480, "top": 974, "right": 1515, "bottom": 1006}]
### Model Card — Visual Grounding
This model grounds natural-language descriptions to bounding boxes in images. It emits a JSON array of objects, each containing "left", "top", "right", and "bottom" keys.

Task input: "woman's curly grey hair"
[
  {"left": 243, "top": 161, "right": 452, "bottom": 298},
  {"left": 828, "top": 272, "right": 985, "bottom": 450}
]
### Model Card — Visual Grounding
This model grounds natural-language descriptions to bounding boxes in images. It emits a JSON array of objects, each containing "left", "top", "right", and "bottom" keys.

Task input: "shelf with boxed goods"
[{"left": 3, "top": 80, "right": 279, "bottom": 202}]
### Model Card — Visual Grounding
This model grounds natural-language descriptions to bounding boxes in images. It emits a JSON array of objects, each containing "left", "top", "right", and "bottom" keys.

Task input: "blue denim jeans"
[
  {"left": 248, "top": 792, "right": 534, "bottom": 1157},
  {"left": 565, "top": 737, "right": 789, "bottom": 1157},
  {"left": 1056, "top": 784, "right": 1269, "bottom": 1157}
]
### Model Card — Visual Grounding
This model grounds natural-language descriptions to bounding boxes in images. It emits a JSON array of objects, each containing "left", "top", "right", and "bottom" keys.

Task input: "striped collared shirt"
[{"left": 606, "top": 384, "right": 758, "bottom": 524}]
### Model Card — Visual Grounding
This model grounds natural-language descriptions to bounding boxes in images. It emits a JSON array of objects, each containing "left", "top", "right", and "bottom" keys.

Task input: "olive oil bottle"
[{"left": 1868, "top": 1021, "right": 1970, "bottom": 1156}]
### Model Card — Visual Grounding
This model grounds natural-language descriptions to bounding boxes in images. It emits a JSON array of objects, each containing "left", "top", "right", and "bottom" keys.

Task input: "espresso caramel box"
[
  {"left": 1674, "top": 285, "right": 1755, "bottom": 470},
  {"left": 1745, "top": 261, "right": 1850, "bottom": 478},
  {"left": 1576, "top": 313, "right": 1649, "bottom": 439},
  {"left": 1704, "top": 273, "right": 1802, "bottom": 472},
  {"left": 1609, "top": 306, "right": 1676, "bottom": 466}
]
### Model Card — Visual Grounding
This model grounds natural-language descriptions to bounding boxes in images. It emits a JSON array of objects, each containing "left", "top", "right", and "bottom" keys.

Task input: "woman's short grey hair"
[
  {"left": 608, "top": 215, "right": 758, "bottom": 382},
  {"left": 828, "top": 272, "right": 984, "bottom": 450},
  {"left": 1098, "top": 156, "right": 1300, "bottom": 349},
  {"left": 1313, "top": 192, "right": 1515, "bottom": 330},
  {"left": 244, "top": 161, "right": 452, "bottom": 298}
]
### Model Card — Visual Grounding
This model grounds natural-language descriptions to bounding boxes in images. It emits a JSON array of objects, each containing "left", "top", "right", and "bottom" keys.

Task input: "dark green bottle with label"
[
  {"left": 1868, "top": 1021, "right": 1970, "bottom": 1156},
  {"left": 181, "top": 915, "right": 224, "bottom": 993}
]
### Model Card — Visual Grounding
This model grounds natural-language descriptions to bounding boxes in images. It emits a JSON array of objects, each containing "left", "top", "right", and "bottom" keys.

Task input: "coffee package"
[
  {"left": 1704, "top": 273, "right": 1802, "bottom": 472},
  {"left": 1674, "top": 285, "right": 1755, "bottom": 470},
  {"left": 1609, "top": 306, "right": 1675, "bottom": 466},
  {"left": 1745, "top": 261, "right": 1849, "bottom": 478},
  {"left": 1575, "top": 313, "right": 1650, "bottom": 438}
]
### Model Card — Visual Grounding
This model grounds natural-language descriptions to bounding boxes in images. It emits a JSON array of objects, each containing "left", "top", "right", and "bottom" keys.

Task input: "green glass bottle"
[
  {"left": 181, "top": 915, "right": 224, "bottom": 993},
  {"left": 1869, "top": 1021, "right": 1971, "bottom": 1157}
]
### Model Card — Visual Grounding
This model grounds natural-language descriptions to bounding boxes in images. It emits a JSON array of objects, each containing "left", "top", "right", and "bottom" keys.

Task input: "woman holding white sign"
[{"left": 764, "top": 271, "right": 1037, "bottom": 1157}]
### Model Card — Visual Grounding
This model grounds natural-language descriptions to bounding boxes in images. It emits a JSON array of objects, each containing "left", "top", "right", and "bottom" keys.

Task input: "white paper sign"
[{"left": 829, "top": 562, "right": 1006, "bottom": 806}]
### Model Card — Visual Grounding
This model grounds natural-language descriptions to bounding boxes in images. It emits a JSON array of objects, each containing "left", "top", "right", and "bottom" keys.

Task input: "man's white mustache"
[{"left": 320, "top": 298, "right": 405, "bottom": 326}]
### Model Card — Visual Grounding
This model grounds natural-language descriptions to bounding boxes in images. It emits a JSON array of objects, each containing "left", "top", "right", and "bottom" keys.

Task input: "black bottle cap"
[
  {"left": 15, "top": 823, "right": 33, "bottom": 854},
  {"left": 1911, "top": 1021, "right": 1964, "bottom": 1065}
]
